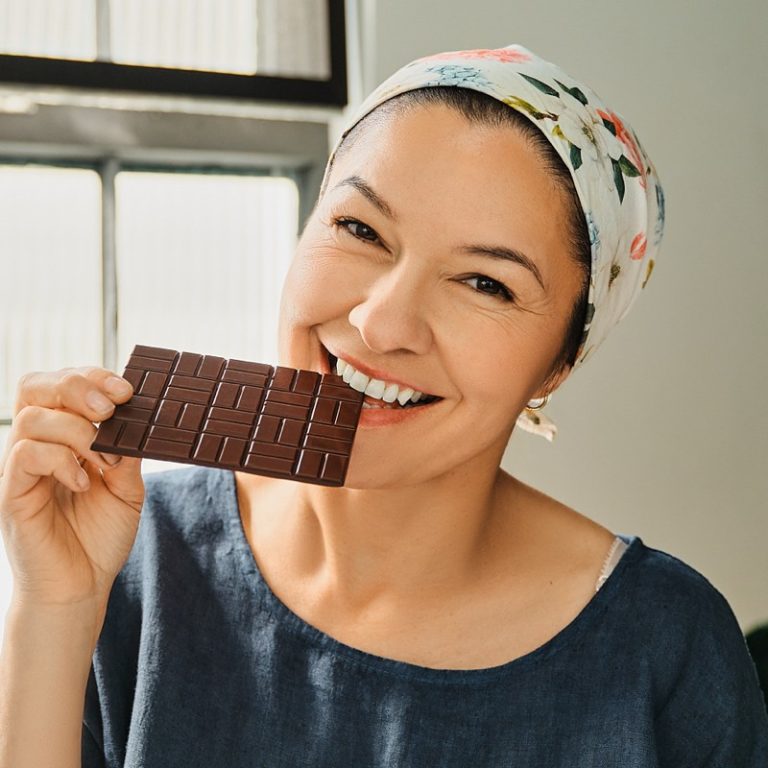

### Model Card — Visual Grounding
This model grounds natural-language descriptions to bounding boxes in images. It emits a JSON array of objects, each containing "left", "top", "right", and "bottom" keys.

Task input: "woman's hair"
[{"left": 321, "top": 86, "right": 591, "bottom": 382}]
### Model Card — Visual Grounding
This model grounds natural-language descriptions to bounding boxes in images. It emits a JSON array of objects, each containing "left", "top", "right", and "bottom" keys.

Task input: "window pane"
[
  {"left": 0, "top": 0, "right": 331, "bottom": 80},
  {"left": 115, "top": 170, "right": 297, "bottom": 372},
  {"left": 109, "top": 0, "right": 258, "bottom": 75},
  {"left": 0, "top": 165, "right": 101, "bottom": 646},
  {"left": 0, "top": 166, "right": 102, "bottom": 417},
  {"left": 255, "top": 0, "right": 330, "bottom": 80},
  {"left": 0, "top": 0, "right": 97, "bottom": 61}
]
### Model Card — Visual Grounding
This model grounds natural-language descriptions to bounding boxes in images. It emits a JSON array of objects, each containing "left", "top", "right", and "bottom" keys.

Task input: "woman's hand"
[{"left": 0, "top": 367, "right": 145, "bottom": 614}]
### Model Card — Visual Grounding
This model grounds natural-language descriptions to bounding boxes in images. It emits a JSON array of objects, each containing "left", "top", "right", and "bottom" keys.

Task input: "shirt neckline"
[{"left": 218, "top": 467, "right": 645, "bottom": 685}]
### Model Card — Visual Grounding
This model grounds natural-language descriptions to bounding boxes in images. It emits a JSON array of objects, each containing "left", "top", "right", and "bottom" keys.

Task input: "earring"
[{"left": 526, "top": 394, "right": 550, "bottom": 411}]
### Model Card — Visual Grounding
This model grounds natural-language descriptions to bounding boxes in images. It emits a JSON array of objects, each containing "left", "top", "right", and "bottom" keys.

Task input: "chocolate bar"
[{"left": 90, "top": 344, "right": 363, "bottom": 486}]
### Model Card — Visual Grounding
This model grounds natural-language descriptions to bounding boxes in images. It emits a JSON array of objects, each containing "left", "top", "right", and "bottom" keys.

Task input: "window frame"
[{"left": 0, "top": 0, "right": 348, "bottom": 107}]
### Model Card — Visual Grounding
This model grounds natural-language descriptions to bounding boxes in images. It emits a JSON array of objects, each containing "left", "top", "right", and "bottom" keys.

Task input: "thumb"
[{"left": 98, "top": 456, "right": 145, "bottom": 508}]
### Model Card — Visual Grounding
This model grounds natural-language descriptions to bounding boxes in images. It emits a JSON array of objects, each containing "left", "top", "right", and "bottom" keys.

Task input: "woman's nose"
[{"left": 347, "top": 262, "right": 434, "bottom": 356}]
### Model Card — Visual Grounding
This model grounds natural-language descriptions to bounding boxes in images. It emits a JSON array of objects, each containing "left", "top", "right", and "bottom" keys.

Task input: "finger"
[
  {"left": 8, "top": 406, "right": 119, "bottom": 473},
  {"left": 14, "top": 367, "right": 134, "bottom": 423},
  {"left": 1, "top": 439, "right": 90, "bottom": 509},
  {"left": 90, "top": 455, "right": 145, "bottom": 510}
]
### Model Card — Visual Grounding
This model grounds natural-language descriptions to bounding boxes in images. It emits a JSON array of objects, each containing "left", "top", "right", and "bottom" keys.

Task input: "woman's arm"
[
  {"left": 0, "top": 600, "right": 103, "bottom": 768},
  {"left": 0, "top": 367, "right": 143, "bottom": 767}
]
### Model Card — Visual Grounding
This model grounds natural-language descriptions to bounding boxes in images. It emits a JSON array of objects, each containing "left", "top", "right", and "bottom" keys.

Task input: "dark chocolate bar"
[{"left": 90, "top": 344, "right": 364, "bottom": 486}]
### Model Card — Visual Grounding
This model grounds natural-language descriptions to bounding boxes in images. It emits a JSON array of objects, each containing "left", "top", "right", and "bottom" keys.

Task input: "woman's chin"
[{"left": 339, "top": 448, "right": 421, "bottom": 490}]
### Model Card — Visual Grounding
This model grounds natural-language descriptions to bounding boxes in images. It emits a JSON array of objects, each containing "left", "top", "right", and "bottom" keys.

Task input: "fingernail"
[
  {"left": 77, "top": 469, "right": 90, "bottom": 489},
  {"left": 100, "top": 452, "right": 121, "bottom": 466},
  {"left": 86, "top": 390, "right": 114, "bottom": 414},
  {"left": 105, "top": 376, "right": 132, "bottom": 396}
]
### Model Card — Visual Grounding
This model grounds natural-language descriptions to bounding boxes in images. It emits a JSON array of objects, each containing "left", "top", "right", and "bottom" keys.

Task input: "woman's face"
[{"left": 278, "top": 103, "right": 583, "bottom": 488}]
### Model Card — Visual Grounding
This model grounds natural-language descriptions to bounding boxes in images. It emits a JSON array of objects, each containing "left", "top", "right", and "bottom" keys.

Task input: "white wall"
[{"left": 362, "top": 0, "right": 768, "bottom": 631}]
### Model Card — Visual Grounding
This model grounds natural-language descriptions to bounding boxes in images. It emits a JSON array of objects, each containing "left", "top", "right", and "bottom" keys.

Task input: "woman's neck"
[{"left": 235, "top": 460, "right": 517, "bottom": 617}]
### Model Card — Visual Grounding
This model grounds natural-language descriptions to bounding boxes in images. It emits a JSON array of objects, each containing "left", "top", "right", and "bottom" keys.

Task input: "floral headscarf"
[{"left": 323, "top": 44, "right": 666, "bottom": 440}]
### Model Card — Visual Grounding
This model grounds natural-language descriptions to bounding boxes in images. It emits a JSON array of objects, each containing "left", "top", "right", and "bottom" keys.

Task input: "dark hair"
[{"left": 320, "top": 86, "right": 591, "bottom": 384}]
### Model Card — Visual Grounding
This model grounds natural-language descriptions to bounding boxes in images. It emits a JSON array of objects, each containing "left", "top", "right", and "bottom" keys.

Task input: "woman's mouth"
[{"left": 322, "top": 347, "right": 443, "bottom": 412}]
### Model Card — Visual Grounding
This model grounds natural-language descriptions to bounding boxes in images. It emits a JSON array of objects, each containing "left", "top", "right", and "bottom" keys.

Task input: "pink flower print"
[
  {"left": 419, "top": 48, "right": 532, "bottom": 64},
  {"left": 597, "top": 109, "right": 647, "bottom": 189},
  {"left": 630, "top": 232, "right": 647, "bottom": 261}
]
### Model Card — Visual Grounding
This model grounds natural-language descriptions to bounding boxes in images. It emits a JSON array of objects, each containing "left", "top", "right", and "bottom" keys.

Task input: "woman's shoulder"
[
  {"left": 623, "top": 535, "right": 738, "bottom": 628},
  {"left": 580, "top": 531, "right": 763, "bottom": 744},
  {"left": 496, "top": 473, "right": 743, "bottom": 641},
  {"left": 627, "top": 542, "right": 768, "bottom": 759},
  {"left": 571, "top": 524, "right": 757, "bottom": 707}
]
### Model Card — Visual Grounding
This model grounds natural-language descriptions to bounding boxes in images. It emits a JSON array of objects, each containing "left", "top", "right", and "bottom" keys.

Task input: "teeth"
[
  {"left": 349, "top": 370, "right": 370, "bottom": 394},
  {"left": 364, "top": 378, "right": 386, "bottom": 398},
  {"left": 382, "top": 383, "right": 399, "bottom": 403},
  {"left": 329, "top": 352, "right": 438, "bottom": 406}
]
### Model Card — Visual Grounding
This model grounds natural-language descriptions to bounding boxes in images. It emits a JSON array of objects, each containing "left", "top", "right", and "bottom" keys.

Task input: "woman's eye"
[
  {"left": 463, "top": 275, "right": 515, "bottom": 303},
  {"left": 333, "top": 217, "right": 380, "bottom": 244}
]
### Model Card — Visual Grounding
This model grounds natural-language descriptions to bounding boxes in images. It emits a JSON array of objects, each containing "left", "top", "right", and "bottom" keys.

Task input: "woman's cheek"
[
  {"left": 445, "top": 310, "right": 549, "bottom": 410},
  {"left": 281, "top": 247, "right": 358, "bottom": 325}
]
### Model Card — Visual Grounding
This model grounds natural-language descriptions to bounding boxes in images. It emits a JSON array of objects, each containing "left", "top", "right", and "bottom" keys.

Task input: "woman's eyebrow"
[
  {"left": 332, "top": 175, "right": 544, "bottom": 289},
  {"left": 332, "top": 175, "right": 398, "bottom": 221},
  {"left": 456, "top": 245, "right": 545, "bottom": 290}
]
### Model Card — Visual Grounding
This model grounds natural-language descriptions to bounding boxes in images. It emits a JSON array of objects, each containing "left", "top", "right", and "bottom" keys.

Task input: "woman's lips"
[
  {"left": 317, "top": 341, "right": 442, "bottom": 425},
  {"left": 358, "top": 395, "right": 442, "bottom": 426}
]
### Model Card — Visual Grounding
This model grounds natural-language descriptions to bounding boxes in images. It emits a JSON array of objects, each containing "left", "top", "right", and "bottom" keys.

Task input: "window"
[
  {"left": 0, "top": 0, "right": 347, "bottom": 105},
  {"left": 114, "top": 169, "right": 297, "bottom": 368},
  {"left": 0, "top": 164, "right": 103, "bottom": 433}
]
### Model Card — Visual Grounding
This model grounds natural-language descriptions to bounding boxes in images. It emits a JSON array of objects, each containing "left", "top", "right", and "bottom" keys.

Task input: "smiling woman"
[
  {"left": 1, "top": 43, "right": 766, "bottom": 768},
  {"left": 280, "top": 102, "right": 584, "bottom": 451}
]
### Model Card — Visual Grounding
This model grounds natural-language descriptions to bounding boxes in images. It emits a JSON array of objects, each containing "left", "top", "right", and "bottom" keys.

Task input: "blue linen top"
[{"left": 82, "top": 466, "right": 768, "bottom": 767}]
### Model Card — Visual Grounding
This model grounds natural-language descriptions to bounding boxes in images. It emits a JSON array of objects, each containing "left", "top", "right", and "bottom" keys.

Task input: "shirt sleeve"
[{"left": 655, "top": 581, "right": 768, "bottom": 767}]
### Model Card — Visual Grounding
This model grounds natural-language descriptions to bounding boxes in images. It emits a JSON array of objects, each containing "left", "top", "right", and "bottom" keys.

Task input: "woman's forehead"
[
  {"left": 341, "top": 103, "right": 544, "bottom": 172},
  {"left": 327, "top": 106, "right": 570, "bottom": 248}
]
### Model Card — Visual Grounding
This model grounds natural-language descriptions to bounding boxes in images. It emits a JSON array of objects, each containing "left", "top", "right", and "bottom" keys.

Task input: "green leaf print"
[
  {"left": 612, "top": 158, "right": 625, "bottom": 203},
  {"left": 618, "top": 155, "right": 641, "bottom": 177},
  {"left": 520, "top": 74, "right": 560, "bottom": 96},
  {"left": 569, "top": 143, "right": 583, "bottom": 171},
  {"left": 601, "top": 117, "right": 617, "bottom": 135},
  {"left": 554, "top": 79, "right": 588, "bottom": 105}
]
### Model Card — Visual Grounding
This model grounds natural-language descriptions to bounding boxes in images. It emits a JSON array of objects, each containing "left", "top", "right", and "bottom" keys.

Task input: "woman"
[{"left": 1, "top": 45, "right": 766, "bottom": 766}]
